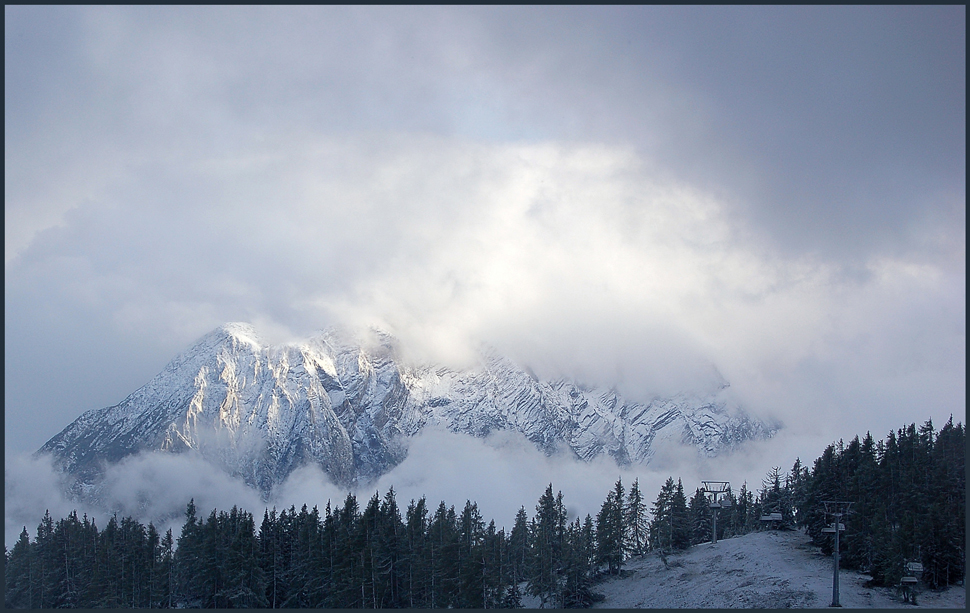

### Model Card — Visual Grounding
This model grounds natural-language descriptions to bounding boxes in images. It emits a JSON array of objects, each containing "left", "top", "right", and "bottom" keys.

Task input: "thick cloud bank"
[
  {"left": 5, "top": 452, "right": 262, "bottom": 547},
  {"left": 6, "top": 136, "right": 963, "bottom": 457}
]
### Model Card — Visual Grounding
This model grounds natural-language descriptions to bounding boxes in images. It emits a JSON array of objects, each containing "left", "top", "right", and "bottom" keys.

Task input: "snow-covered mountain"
[{"left": 40, "top": 323, "right": 778, "bottom": 496}]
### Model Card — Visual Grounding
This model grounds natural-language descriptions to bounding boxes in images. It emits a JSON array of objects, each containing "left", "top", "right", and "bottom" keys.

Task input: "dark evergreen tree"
[
  {"left": 427, "top": 500, "right": 459, "bottom": 608},
  {"left": 689, "top": 488, "right": 712, "bottom": 545},
  {"left": 595, "top": 481, "right": 624, "bottom": 575},
  {"left": 740, "top": 482, "right": 758, "bottom": 534},
  {"left": 279, "top": 504, "right": 310, "bottom": 607},
  {"left": 508, "top": 506, "right": 530, "bottom": 585},
  {"left": 33, "top": 510, "right": 56, "bottom": 608},
  {"left": 928, "top": 416, "right": 965, "bottom": 587},
  {"left": 482, "top": 520, "right": 507, "bottom": 608},
  {"left": 358, "top": 493, "right": 383, "bottom": 609},
  {"left": 378, "top": 488, "right": 408, "bottom": 608},
  {"left": 624, "top": 478, "right": 648, "bottom": 557},
  {"left": 118, "top": 515, "right": 149, "bottom": 607},
  {"left": 320, "top": 501, "right": 337, "bottom": 607},
  {"left": 174, "top": 499, "right": 204, "bottom": 607},
  {"left": 77, "top": 514, "right": 101, "bottom": 606},
  {"left": 717, "top": 488, "right": 738, "bottom": 539},
  {"left": 5, "top": 527, "right": 34, "bottom": 609},
  {"left": 94, "top": 514, "right": 124, "bottom": 608},
  {"left": 144, "top": 522, "right": 161, "bottom": 607},
  {"left": 560, "top": 517, "right": 594, "bottom": 608},
  {"left": 160, "top": 528, "right": 175, "bottom": 608},
  {"left": 528, "top": 484, "right": 565, "bottom": 606},
  {"left": 404, "top": 496, "right": 430, "bottom": 607},
  {"left": 670, "top": 479, "right": 691, "bottom": 550},
  {"left": 581, "top": 514, "right": 596, "bottom": 574},
  {"left": 789, "top": 457, "right": 811, "bottom": 527},
  {"left": 331, "top": 494, "right": 365, "bottom": 608},
  {"left": 258, "top": 507, "right": 285, "bottom": 608},
  {"left": 649, "top": 477, "right": 675, "bottom": 555},
  {"left": 50, "top": 511, "right": 85, "bottom": 607},
  {"left": 219, "top": 506, "right": 265, "bottom": 607},
  {"left": 457, "top": 499, "right": 486, "bottom": 608}
]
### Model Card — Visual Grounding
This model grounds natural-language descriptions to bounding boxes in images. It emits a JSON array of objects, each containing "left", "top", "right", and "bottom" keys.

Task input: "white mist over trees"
[{"left": 6, "top": 418, "right": 963, "bottom": 608}]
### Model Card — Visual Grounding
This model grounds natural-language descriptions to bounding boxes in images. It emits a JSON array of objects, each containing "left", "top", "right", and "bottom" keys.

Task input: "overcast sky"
[{"left": 5, "top": 7, "right": 965, "bottom": 497}]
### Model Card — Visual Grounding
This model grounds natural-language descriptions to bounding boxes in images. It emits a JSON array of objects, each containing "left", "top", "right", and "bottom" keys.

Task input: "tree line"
[
  {"left": 792, "top": 416, "right": 965, "bottom": 589},
  {"left": 5, "top": 417, "right": 963, "bottom": 607}
]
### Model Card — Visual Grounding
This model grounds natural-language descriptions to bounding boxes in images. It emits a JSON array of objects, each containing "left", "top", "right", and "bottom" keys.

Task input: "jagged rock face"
[{"left": 40, "top": 323, "right": 778, "bottom": 496}]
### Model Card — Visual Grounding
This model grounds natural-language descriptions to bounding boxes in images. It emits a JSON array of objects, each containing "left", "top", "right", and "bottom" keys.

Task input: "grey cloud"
[
  {"left": 96, "top": 451, "right": 266, "bottom": 524},
  {"left": 8, "top": 7, "right": 963, "bottom": 261},
  {"left": 7, "top": 428, "right": 794, "bottom": 548},
  {"left": 365, "top": 427, "right": 824, "bottom": 532},
  {"left": 476, "top": 6, "right": 966, "bottom": 260},
  {"left": 5, "top": 134, "right": 963, "bottom": 459},
  {"left": 5, "top": 451, "right": 262, "bottom": 547},
  {"left": 5, "top": 453, "right": 92, "bottom": 546}
]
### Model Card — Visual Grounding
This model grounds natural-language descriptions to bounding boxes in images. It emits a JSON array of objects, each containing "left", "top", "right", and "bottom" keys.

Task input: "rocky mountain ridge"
[{"left": 41, "top": 323, "right": 779, "bottom": 497}]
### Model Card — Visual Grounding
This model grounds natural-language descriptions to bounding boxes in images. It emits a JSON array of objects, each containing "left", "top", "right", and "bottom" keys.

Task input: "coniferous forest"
[{"left": 5, "top": 418, "right": 964, "bottom": 608}]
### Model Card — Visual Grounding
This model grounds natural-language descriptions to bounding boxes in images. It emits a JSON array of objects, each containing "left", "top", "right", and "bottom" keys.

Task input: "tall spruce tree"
[
  {"left": 5, "top": 528, "right": 34, "bottom": 609},
  {"left": 595, "top": 480, "right": 625, "bottom": 575},
  {"left": 689, "top": 488, "right": 712, "bottom": 545},
  {"left": 528, "top": 484, "right": 565, "bottom": 606},
  {"left": 508, "top": 506, "right": 530, "bottom": 586},
  {"left": 625, "top": 478, "right": 648, "bottom": 557},
  {"left": 33, "top": 510, "right": 56, "bottom": 608},
  {"left": 160, "top": 528, "right": 175, "bottom": 608},
  {"left": 649, "top": 478, "right": 675, "bottom": 555},
  {"left": 457, "top": 500, "right": 486, "bottom": 608},
  {"left": 378, "top": 488, "right": 407, "bottom": 608},
  {"left": 482, "top": 520, "right": 507, "bottom": 608},
  {"left": 561, "top": 517, "right": 594, "bottom": 608},
  {"left": 427, "top": 501, "right": 458, "bottom": 608},
  {"left": 670, "top": 480, "right": 691, "bottom": 550},
  {"left": 404, "top": 496, "right": 430, "bottom": 607},
  {"left": 175, "top": 499, "right": 203, "bottom": 607}
]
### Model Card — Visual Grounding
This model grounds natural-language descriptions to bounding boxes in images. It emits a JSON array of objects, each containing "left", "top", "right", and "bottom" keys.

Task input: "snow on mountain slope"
[
  {"left": 588, "top": 529, "right": 965, "bottom": 609},
  {"left": 40, "top": 323, "right": 778, "bottom": 496}
]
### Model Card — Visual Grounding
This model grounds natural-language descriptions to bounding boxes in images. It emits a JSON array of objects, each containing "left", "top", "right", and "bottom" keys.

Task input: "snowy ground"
[{"left": 583, "top": 529, "right": 965, "bottom": 609}]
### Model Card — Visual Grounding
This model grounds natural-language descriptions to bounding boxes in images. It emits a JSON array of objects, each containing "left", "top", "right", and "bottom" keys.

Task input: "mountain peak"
[
  {"left": 40, "top": 324, "right": 779, "bottom": 495},
  {"left": 217, "top": 322, "right": 262, "bottom": 348}
]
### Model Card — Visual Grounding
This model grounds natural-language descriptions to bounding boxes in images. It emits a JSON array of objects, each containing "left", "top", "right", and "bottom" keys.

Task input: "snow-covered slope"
[
  {"left": 41, "top": 323, "right": 778, "bottom": 495},
  {"left": 588, "top": 529, "right": 965, "bottom": 609}
]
